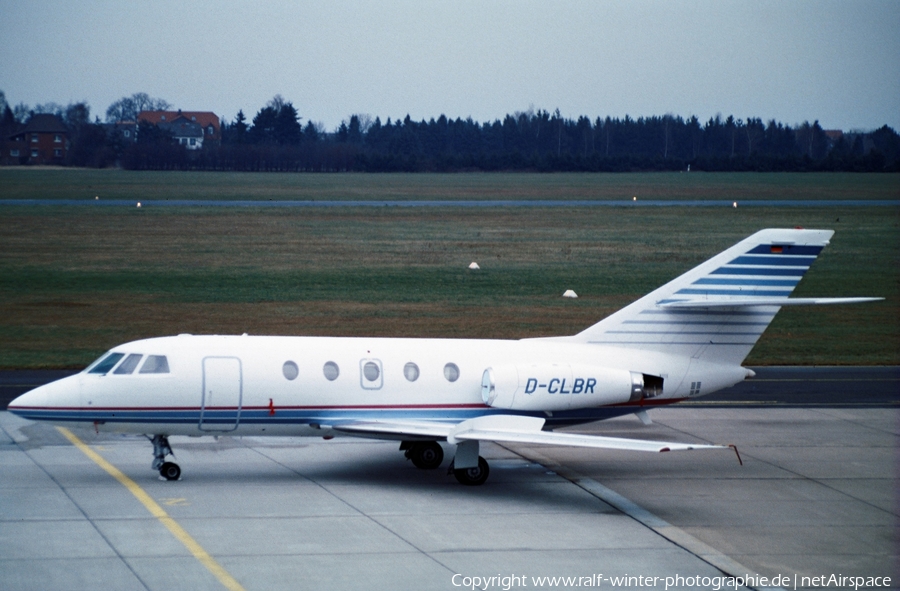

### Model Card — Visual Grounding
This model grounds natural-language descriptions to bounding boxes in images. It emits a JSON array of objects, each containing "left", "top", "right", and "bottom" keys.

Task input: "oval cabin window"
[
  {"left": 363, "top": 361, "right": 380, "bottom": 382},
  {"left": 323, "top": 361, "right": 340, "bottom": 381},
  {"left": 283, "top": 361, "right": 299, "bottom": 380},
  {"left": 444, "top": 363, "right": 460, "bottom": 382}
]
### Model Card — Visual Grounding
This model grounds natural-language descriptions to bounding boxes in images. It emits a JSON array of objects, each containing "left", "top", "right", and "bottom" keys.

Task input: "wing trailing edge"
[{"left": 334, "top": 414, "right": 729, "bottom": 454}]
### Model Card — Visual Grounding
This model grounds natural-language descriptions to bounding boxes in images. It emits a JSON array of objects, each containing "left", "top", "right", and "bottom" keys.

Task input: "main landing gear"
[
  {"left": 400, "top": 441, "right": 444, "bottom": 470},
  {"left": 150, "top": 435, "right": 181, "bottom": 481},
  {"left": 401, "top": 440, "right": 490, "bottom": 485},
  {"left": 448, "top": 456, "right": 490, "bottom": 486}
]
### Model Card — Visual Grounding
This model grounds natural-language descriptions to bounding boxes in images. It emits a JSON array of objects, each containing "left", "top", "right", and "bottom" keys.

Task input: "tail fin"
[{"left": 564, "top": 228, "right": 879, "bottom": 366}]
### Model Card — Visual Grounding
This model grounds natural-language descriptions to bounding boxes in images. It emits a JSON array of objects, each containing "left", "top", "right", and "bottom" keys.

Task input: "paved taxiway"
[{"left": 1, "top": 369, "right": 897, "bottom": 591}]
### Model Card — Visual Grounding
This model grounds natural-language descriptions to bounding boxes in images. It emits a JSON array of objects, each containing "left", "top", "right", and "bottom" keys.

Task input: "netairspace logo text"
[{"left": 450, "top": 573, "right": 893, "bottom": 590}]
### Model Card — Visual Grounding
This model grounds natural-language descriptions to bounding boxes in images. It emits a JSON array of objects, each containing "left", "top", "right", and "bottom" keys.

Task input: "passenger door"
[{"left": 200, "top": 357, "right": 242, "bottom": 431}]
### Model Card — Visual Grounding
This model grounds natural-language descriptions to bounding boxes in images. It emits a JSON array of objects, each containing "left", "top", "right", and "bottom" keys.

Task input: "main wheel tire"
[
  {"left": 159, "top": 461, "right": 181, "bottom": 481},
  {"left": 409, "top": 442, "right": 444, "bottom": 470},
  {"left": 453, "top": 457, "right": 489, "bottom": 486}
]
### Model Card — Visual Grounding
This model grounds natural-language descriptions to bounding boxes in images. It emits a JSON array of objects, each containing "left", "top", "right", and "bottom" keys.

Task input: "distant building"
[
  {"left": 3, "top": 113, "right": 69, "bottom": 165},
  {"left": 163, "top": 116, "right": 205, "bottom": 150},
  {"left": 104, "top": 120, "right": 138, "bottom": 145},
  {"left": 138, "top": 110, "right": 220, "bottom": 148}
]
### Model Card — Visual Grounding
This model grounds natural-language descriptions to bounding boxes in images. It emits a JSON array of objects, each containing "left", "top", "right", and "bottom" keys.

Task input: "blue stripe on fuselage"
[{"left": 9, "top": 404, "right": 672, "bottom": 430}]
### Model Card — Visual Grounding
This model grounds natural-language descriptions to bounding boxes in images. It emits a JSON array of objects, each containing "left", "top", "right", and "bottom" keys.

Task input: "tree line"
[{"left": 3, "top": 91, "right": 899, "bottom": 172}]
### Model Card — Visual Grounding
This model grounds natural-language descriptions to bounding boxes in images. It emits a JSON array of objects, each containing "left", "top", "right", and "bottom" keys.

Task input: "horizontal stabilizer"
[
  {"left": 562, "top": 228, "right": 883, "bottom": 366},
  {"left": 659, "top": 297, "right": 884, "bottom": 308}
]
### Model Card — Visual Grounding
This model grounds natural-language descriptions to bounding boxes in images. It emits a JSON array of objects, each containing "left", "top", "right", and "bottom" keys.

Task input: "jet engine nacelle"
[{"left": 481, "top": 363, "right": 644, "bottom": 411}]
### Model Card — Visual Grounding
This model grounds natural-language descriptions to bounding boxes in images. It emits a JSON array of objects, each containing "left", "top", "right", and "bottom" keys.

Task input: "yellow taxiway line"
[{"left": 57, "top": 427, "right": 246, "bottom": 591}]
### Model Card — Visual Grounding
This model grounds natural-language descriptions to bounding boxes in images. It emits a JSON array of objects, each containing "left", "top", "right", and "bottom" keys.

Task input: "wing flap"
[
  {"left": 332, "top": 420, "right": 453, "bottom": 439},
  {"left": 333, "top": 414, "right": 727, "bottom": 454},
  {"left": 454, "top": 430, "right": 720, "bottom": 452},
  {"left": 449, "top": 415, "right": 723, "bottom": 452}
]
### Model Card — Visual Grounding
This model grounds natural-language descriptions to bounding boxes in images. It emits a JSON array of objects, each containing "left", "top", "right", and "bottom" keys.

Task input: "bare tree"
[
  {"left": 33, "top": 102, "right": 65, "bottom": 116},
  {"left": 106, "top": 93, "right": 171, "bottom": 122},
  {"left": 745, "top": 117, "right": 764, "bottom": 156},
  {"left": 13, "top": 102, "right": 31, "bottom": 123},
  {"left": 131, "top": 92, "right": 170, "bottom": 114},
  {"left": 64, "top": 102, "right": 92, "bottom": 129},
  {"left": 266, "top": 94, "right": 286, "bottom": 112},
  {"left": 663, "top": 114, "right": 674, "bottom": 159},
  {"left": 352, "top": 113, "right": 374, "bottom": 134}
]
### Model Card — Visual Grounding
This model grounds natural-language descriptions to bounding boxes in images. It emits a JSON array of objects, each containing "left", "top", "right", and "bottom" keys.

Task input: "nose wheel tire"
[
  {"left": 453, "top": 456, "right": 489, "bottom": 486},
  {"left": 159, "top": 461, "right": 181, "bottom": 481}
]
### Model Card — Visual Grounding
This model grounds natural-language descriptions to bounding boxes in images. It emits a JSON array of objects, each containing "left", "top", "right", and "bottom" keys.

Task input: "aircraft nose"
[
  {"left": 7, "top": 375, "right": 80, "bottom": 420},
  {"left": 6, "top": 385, "right": 47, "bottom": 416},
  {"left": 8, "top": 385, "right": 48, "bottom": 411}
]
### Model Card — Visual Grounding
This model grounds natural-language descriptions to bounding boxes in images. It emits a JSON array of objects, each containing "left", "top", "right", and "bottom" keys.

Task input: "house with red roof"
[
  {"left": 3, "top": 113, "right": 69, "bottom": 165},
  {"left": 138, "top": 110, "right": 220, "bottom": 148}
]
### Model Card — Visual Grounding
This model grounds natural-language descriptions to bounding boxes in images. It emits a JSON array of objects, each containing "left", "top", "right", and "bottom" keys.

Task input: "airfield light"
[
  {"left": 733, "top": 201, "right": 738, "bottom": 208},
  {"left": 137, "top": 202, "right": 142, "bottom": 208}
]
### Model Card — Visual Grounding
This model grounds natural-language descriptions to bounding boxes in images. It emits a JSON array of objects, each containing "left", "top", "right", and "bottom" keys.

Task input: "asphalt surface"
[
  {"left": 3, "top": 366, "right": 898, "bottom": 409},
  {"left": 690, "top": 366, "right": 900, "bottom": 406}
]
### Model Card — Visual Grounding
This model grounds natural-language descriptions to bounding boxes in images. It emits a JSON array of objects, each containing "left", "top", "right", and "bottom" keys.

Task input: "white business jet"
[{"left": 8, "top": 229, "right": 880, "bottom": 485}]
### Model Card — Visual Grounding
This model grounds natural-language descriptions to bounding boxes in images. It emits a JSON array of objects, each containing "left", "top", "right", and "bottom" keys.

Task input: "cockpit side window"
[
  {"left": 139, "top": 355, "right": 170, "bottom": 374},
  {"left": 113, "top": 354, "right": 143, "bottom": 375},
  {"left": 88, "top": 352, "right": 125, "bottom": 375}
]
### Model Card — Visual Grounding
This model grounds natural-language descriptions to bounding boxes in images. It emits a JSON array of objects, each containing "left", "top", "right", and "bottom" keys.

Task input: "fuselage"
[{"left": 9, "top": 333, "right": 747, "bottom": 437}]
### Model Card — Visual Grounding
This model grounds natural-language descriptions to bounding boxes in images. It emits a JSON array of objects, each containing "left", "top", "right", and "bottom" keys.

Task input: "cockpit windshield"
[
  {"left": 113, "top": 354, "right": 143, "bottom": 375},
  {"left": 85, "top": 352, "right": 170, "bottom": 375},
  {"left": 140, "top": 355, "right": 170, "bottom": 374},
  {"left": 87, "top": 352, "right": 124, "bottom": 375}
]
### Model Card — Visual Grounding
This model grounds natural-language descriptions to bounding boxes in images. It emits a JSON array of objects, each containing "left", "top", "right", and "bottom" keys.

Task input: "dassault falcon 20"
[{"left": 9, "top": 229, "right": 881, "bottom": 485}]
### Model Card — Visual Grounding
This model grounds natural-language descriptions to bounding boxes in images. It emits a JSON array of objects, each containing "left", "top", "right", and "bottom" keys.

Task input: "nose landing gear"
[
  {"left": 150, "top": 435, "right": 181, "bottom": 480},
  {"left": 159, "top": 461, "right": 181, "bottom": 481}
]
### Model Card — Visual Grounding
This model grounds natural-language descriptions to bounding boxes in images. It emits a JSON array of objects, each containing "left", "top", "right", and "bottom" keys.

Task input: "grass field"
[
  {"left": 1, "top": 171, "right": 898, "bottom": 368},
  {"left": 1, "top": 168, "right": 898, "bottom": 202}
]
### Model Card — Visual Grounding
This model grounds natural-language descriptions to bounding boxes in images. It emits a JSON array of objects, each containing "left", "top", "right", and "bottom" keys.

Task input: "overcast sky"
[{"left": 2, "top": 0, "right": 898, "bottom": 132}]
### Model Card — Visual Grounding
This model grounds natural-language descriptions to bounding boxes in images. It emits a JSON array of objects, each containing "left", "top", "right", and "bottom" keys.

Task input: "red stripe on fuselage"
[
  {"left": 8, "top": 402, "right": 491, "bottom": 412},
  {"left": 8, "top": 399, "right": 686, "bottom": 412}
]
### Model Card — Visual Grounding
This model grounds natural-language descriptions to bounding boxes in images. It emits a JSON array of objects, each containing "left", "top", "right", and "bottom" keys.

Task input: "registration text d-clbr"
[{"left": 524, "top": 377, "right": 597, "bottom": 395}]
